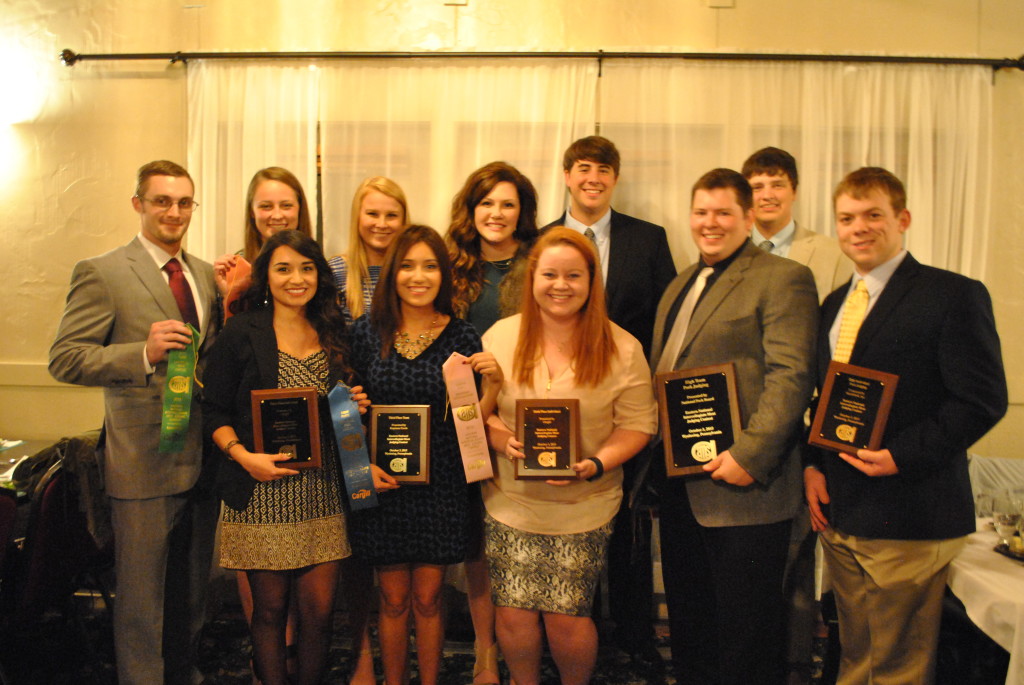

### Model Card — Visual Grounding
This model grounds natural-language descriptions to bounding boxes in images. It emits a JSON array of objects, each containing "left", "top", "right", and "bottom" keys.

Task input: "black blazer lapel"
[
  {"left": 248, "top": 307, "right": 280, "bottom": 386},
  {"left": 818, "top": 292, "right": 843, "bottom": 378},
  {"left": 604, "top": 209, "right": 626, "bottom": 296},
  {"left": 541, "top": 212, "right": 569, "bottom": 233}
]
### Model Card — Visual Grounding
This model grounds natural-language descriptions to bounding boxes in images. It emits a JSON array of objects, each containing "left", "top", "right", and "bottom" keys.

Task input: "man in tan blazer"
[
  {"left": 742, "top": 147, "right": 851, "bottom": 303},
  {"left": 651, "top": 169, "right": 818, "bottom": 685},
  {"left": 49, "top": 161, "right": 219, "bottom": 685},
  {"left": 742, "top": 147, "right": 852, "bottom": 683}
]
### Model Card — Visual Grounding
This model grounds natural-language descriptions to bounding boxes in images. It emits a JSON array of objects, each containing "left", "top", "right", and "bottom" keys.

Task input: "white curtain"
[
  {"left": 187, "top": 57, "right": 991, "bottom": 278},
  {"left": 317, "top": 58, "right": 597, "bottom": 257},
  {"left": 599, "top": 60, "right": 992, "bottom": 276},
  {"left": 187, "top": 61, "right": 320, "bottom": 261}
]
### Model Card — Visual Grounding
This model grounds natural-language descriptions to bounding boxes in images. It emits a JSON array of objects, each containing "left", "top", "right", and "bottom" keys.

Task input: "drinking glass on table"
[
  {"left": 1017, "top": 513, "right": 1024, "bottom": 552},
  {"left": 974, "top": 490, "right": 994, "bottom": 519},
  {"left": 991, "top": 491, "right": 1022, "bottom": 548}
]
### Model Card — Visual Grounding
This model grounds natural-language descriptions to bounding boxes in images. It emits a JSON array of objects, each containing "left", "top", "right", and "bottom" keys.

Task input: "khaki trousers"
[{"left": 821, "top": 527, "right": 965, "bottom": 685}]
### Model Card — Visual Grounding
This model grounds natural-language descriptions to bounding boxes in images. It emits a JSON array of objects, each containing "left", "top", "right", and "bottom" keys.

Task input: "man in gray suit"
[
  {"left": 742, "top": 147, "right": 851, "bottom": 302},
  {"left": 651, "top": 169, "right": 818, "bottom": 685},
  {"left": 50, "top": 160, "right": 219, "bottom": 685}
]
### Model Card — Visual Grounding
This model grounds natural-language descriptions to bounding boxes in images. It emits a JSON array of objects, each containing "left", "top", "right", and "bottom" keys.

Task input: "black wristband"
[{"left": 586, "top": 457, "right": 604, "bottom": 481}]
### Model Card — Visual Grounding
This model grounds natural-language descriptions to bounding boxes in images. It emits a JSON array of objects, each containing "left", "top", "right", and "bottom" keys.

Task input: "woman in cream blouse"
[{"left": 482, "top": 227, "right": 658, "bottom": 685}]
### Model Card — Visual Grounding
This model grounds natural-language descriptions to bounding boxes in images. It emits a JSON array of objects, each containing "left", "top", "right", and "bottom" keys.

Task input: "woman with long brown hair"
[
  {"left": 204, "top": 230, "right": 365, "bottom": 685},
  {"left": 445, "top": 161, "right": 538, "bottom": 333},
  {"left": 348, "top": 225, "right": 502, "bottom": 685},
  {"left": 481, "top": 228, "right": 657, "bottom": 685},
  {"left": 444, "top": 161, "right": 539, "bottom": 683}
]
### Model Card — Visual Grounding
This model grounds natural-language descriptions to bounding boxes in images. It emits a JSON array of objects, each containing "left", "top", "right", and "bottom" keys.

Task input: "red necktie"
[{"left": 163, "top": 258, "right": 200, "bottom": 331}]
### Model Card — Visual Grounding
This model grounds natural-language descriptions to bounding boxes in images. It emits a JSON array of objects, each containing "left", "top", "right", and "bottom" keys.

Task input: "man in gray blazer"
[
  {"left": 651, "top": 169, "right": 818, "bottom": 685},
  {"left": 742, "top": 147, "right": 851, "bottom": 303},
  {"left": 50, "top": 160, "right": 219, "bottom": 685}
]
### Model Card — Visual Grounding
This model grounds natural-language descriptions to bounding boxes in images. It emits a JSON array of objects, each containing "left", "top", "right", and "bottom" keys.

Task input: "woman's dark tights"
[{"left": 247, "top": 560, "right": 341, "bottom": 685}]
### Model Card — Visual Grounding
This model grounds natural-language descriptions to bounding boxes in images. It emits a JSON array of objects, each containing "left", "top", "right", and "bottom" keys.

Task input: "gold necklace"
[{"left": 394, "top": 313, "right": 440, "bottom": 359}]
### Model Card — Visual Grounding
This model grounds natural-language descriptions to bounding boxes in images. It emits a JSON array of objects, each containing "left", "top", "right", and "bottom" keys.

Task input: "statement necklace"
[{"left": 394, "top": 313, "right": 440, "bottom": 359}]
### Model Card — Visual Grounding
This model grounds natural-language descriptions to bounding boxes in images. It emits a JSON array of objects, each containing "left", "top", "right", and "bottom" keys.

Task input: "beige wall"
[{"left": 2, "top": 0, "right": 1022, "bottom": 453}]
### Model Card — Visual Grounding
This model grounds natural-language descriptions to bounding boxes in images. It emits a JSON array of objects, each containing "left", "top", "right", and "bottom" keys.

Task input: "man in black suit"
[
  {"left": 804, "top": 167, "right": 1007, "bottom": 685},
  {"left": 543, "top": 135, "right": 676, "bottom": 356},
  {"left": 544, "top": 135, "right": 676, "bottom": 663}
]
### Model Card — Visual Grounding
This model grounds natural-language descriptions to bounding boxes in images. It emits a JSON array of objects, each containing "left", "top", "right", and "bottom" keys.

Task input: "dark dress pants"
[
  {"left": 606, "top": 454, "right": 656, "bottom": 650},
  {"left": 659, "top": 483, "right": 790, "bottom": 685}
]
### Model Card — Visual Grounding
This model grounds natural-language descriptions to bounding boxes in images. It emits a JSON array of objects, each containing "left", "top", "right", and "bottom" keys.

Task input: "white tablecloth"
[{"left": 947, "top": 522, "right": 1024, "bottom": 685}]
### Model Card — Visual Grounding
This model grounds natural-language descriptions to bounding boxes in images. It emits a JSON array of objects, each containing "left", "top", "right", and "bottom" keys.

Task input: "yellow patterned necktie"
[{"left": 833, "top": 279, "right": 869, "bottom": 363}]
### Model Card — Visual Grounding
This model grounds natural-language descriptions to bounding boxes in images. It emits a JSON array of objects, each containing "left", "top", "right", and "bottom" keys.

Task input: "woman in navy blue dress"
[{"left": 348, "top": 225, "right": 502, "bottom": 685}]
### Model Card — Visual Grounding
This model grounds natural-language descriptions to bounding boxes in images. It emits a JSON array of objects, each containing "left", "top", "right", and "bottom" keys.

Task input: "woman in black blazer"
[{"left": 204, "top": 230, "right": 367, "bottom": 685}]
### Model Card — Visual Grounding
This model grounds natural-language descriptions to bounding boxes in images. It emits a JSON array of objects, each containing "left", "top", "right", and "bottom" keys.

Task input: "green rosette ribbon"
[{"left": 158, "top": 324, "right": 200, "bottom": 453}]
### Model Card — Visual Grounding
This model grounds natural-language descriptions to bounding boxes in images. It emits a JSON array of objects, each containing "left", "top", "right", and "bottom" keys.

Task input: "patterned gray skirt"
[{"left": 484, "top": 514, "right": 614, "bottom": 617}]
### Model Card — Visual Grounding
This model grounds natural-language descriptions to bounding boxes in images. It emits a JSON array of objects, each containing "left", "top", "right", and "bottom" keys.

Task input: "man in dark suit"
[
  {"left": 651, "top": 169, "right": 818, "bottom": 685},
  {"left": 50, "top": 160, "right": 219, "bottom": 685},
  {"left": 544, "top": 135, "right": 677, "bottom": 663},
  {"left": 804, "top": 167, "right": 1007, "bottom": 685},
  {"left": 543, "top": 135, "right": 676, "bottom": 357}
]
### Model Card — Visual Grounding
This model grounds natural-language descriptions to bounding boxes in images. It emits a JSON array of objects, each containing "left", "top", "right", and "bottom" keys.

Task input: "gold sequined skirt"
[{"left": 220, "top": 514, "right": 350, "bottom": 570}]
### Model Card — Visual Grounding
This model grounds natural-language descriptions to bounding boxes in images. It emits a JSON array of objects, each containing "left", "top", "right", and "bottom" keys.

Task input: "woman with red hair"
[{"left": 481, "top": 228, "right": 658, "bottom": 685}]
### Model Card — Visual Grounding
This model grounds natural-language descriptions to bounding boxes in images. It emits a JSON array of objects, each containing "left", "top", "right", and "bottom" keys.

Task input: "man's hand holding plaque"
[
  {"left": 655, "top": 364, "right": 742, "bottom": 478},
  {"left": 808, "top": 361, "right": 898, "bottom": 454},
  {"left": 702, "top": 449, "right": 754, "bottom": 486}
]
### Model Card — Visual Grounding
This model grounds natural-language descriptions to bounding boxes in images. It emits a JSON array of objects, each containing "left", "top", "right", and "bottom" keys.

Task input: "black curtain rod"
[{"left": 60, "top": 48, "right": 1024, "bottom": 72}]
